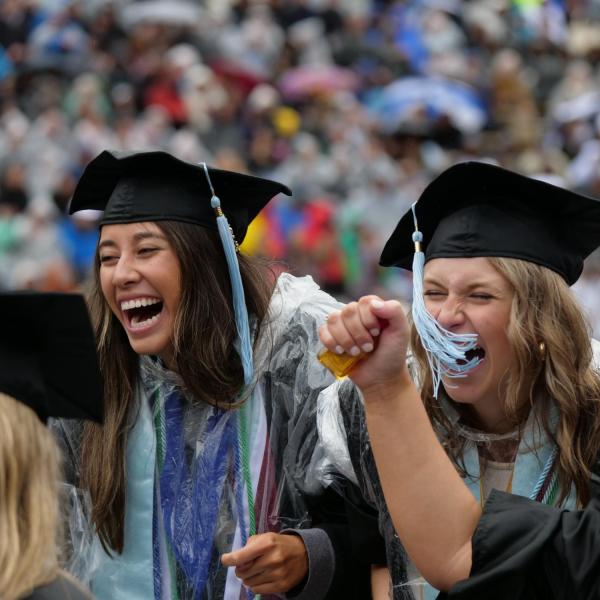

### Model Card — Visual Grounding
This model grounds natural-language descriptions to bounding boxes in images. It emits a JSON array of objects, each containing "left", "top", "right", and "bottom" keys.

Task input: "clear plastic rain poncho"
[
  {"left": 53, "top": 273, "right": 413, "bottom": 600},
  {"left": 317, "top": 376, "right": 419, "bottom": 600}
]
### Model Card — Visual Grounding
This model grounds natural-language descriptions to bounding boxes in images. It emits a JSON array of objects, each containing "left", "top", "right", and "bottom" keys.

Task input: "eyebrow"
[{"left": 98, "top": 231, "right": 167, "bottom": 250}]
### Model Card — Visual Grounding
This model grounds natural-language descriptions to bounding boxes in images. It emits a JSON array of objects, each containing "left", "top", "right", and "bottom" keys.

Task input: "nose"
[
  {"left": 111, "top": 255, "right": 140, "bottom": 287},
  {"left": 434, "top": 296, "right": 466, "bottom": 331}
]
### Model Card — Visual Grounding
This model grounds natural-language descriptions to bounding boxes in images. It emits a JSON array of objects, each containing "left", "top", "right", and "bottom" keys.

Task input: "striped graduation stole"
[{"left": 530, "top": 446, "right": 561, "bottom": 506}]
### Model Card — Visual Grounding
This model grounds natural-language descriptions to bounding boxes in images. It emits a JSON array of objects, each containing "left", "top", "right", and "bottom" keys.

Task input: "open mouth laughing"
[
  {"left": 464, "top": 345, "right": 485, "bottom": 362},
  {"left": 455, "top": 345, "right": 486, "bottom": 368},
  {"left": 121, "top": 297, "right": 164, "bottom": 330}
]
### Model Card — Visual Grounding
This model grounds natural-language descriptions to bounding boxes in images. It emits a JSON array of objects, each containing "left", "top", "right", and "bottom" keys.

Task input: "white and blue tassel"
[
  {"left": 410, "top": 203, "right": 482, "bottom": 398},
  {"left": 202, "top": 164, "right": 253, "bottom": 386},
  {"left": 202, "top": 165, "right": 256, "bottom": 599}
]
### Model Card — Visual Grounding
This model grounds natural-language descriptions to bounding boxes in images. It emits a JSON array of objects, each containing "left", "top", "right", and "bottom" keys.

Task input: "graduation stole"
[
  {"left": 151, "top": 384, "right": 274, "bottom": 600},
  {"left": 463, "top": 435, "right": 574, "bottom": 510},
  {"left": 153, "top": 389, "right": 235, "bottom": 597},
  {"left": 445, "top": 396, "right": 575, "bottom": 510},
  {"left": 529, "top": 446, "right": 560, "bottom": 506}
]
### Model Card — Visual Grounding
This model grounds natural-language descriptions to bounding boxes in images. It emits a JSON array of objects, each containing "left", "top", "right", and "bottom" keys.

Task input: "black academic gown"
[
  {"left": 439, "top": 460, "right": 600, "bottom": 599},
  {"left": 337, "top": 379, "right": 413, "bottom": 599},
  {"left": 22, "top": 573, "right": 92, "bottom": 600},
  {"left": 307, "top": 484, "right": 387, "bottom": 600}
]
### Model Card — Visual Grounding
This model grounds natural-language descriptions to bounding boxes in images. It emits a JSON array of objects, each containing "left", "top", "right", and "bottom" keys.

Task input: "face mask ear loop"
[{"left": 409, "top": 202, "right": 482, "bottom": 398}]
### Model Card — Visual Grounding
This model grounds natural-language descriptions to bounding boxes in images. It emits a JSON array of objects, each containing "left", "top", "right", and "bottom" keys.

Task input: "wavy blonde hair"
[
  {"left": 0, "top": 393, "right": 61, "bottom": 600},
  {"left": 412, "top": 257, "right": 600, "bottom": 507}
]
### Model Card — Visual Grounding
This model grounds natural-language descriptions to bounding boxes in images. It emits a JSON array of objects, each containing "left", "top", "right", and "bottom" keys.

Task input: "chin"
[
  {"left": 443, "top": 381, "right": 484, "bottom": 406},
  {"left": 445, "top": 393, "right": 479, "bottom": 407},
  {"left": 126, "top": 335, "right": 171, "bottom": 358}
]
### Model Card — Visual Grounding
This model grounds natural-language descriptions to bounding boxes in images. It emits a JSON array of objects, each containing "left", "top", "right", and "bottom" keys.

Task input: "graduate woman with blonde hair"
[
  {"left": 319, "top": 162, "right": 600, "bottom": 599},
  {"left": 0, "top": 293, "right": 103, "bottom": 600}
]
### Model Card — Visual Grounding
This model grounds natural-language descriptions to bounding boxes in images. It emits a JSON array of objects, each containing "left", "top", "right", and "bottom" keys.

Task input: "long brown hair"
[
  {"left": 412, "top": 257, "right": 600, "bottom": 507},
  {"left": 0, "top": 393, "right": 61, "bottom": 599},
  {"left": 80, "top": 221, "right": 274, "bottom": 553}
]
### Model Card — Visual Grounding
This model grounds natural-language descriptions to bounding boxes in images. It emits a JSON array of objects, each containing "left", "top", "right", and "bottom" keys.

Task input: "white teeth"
[
  {"left": 120, "top": 297, "right": 161, "bottom": 311},
  {"left": 130, "top": 313, "right": 160, "bottom": 329}
]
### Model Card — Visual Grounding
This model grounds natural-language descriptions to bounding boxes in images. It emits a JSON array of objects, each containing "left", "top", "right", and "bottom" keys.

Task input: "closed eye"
[
  {"left": 470, "top": 293, "right": 493, "bottom": 300},
  {"left": 99, "top": 254, "right": 118, "bottom": 264},
  {"left": 424, "top": 290, "right": 447, "bottom": 297},
  {"left": 138, "top": 247, "right": 159, "bottom": 256}
]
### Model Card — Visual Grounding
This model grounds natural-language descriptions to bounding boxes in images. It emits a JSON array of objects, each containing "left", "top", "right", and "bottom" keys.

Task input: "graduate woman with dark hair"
[
  {"left": 62, "top": 150, "right": 386, "bottom": 600},
  {"left": 319, "top": 162, "right": 600, "bottom": 599},
  {"left": 0, "top": 293, "right": 103, "bottom": 600}
]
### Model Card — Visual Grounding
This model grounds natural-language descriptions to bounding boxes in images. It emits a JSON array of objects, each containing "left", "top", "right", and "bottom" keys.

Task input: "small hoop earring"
[{"left": 538, "top": 341, "right": 546, "bottom": 356}]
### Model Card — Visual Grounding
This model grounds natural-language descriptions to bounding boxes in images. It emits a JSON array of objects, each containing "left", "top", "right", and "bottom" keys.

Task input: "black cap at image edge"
[{"left": 0, "top": 293, "right": 104, "bottom": 423}]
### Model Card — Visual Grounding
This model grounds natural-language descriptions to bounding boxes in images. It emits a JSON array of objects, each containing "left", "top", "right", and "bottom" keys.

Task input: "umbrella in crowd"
[
  {"left": 209, "top": 58, "right": 268, "bottom": 94},
  {"left": 368, "top": 76, "right": 488, "bottom": 134},
  {"left": 119, "top": 0, "right": 202, "bottom": 29},
  {"left": 551, "top": 90, "right": 600, "bottom": 124},
  {"left": 278, "top": 65, "right": 360, "bottom": 101}
]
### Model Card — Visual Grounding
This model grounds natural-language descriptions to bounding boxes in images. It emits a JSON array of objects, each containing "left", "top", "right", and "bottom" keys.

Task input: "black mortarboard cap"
[
  {"left": 68, "top": 150, "right": 291, "bottom": 241},
  {"left": 380, "top": 161, "right": 600, "bottom": 285},
  {"left": 0, "top": 292, "right": 103, "bottom": 423}
]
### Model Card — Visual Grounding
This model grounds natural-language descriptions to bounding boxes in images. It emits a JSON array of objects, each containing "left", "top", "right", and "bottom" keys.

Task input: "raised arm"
[{"left": 319, "top": 296, "right": 481, "bottom": 590}]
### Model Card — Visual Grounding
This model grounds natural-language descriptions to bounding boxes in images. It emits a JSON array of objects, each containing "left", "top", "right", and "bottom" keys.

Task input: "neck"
[
  {"left": 468, "top": 388, "right": 534, "bottom": 435},
  {"left": 159, "top": 348, "right": 177, "bottom": 373},
  {"left": 463, "top": 402, "right": 514, "bottom": 435}
]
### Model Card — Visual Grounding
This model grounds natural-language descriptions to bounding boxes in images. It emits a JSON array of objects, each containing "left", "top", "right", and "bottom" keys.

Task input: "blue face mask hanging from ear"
[{"left": 409, "top": 203, "right": 482, "bottom": 398}]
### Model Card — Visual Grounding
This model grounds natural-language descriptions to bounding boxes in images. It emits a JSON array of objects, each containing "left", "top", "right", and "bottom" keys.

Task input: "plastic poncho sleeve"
[{"left": 261, "top": 274, "right": 388, "bottom": 599}]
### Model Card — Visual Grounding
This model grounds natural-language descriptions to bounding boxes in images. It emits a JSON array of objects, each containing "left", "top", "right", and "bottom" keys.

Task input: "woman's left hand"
[{"left": 221, "top": 532, "right": 308, "bottom": 594}]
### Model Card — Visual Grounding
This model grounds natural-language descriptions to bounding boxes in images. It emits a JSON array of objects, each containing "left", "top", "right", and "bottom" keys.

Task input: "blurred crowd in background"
[{"left": 2, "top": 0, "right": 600, "bottom": 332}]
